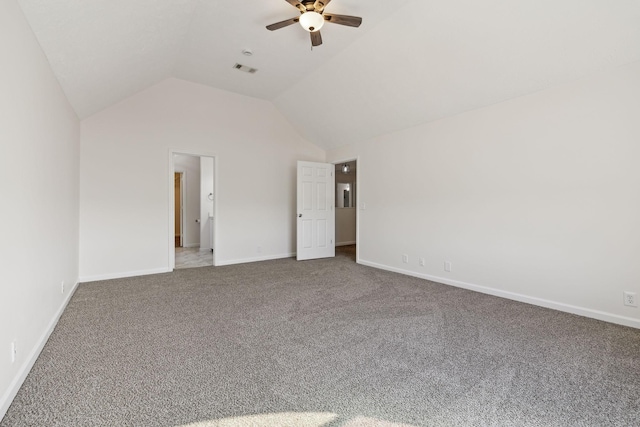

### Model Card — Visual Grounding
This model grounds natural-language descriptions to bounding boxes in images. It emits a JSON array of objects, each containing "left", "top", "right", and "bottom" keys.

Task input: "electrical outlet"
[
  {"left": 402, "top": 254, "right": 409, "bottom": 264},
  {"left": 11, "top": 342, "right": 16, "bottom": 363},
  {"left": 61, "top": 281, "right": 65, "bottom": 294},
  {"left": 623, "top": 291, "right": 637, "bottom": 307},
  {"left": 419, "top": 258, "right": 425, "bottom": 267},
  {"left": 444, "top": 261, "right": 452, "bottom": 272}
]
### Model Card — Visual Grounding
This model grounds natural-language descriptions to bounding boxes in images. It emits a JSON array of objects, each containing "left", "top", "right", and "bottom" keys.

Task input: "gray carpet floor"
[{"left": 2, "top": 246, "right": 640, "bottom": 426}]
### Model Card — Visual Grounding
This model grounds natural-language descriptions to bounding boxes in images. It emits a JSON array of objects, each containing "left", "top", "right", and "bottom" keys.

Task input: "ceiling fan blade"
[
  {"left": 266, "top": 17, "right": 299, "bottom": 31},
  {"left": 323, "top": 13, "right": 362, "bottom": 28},
  {"left": 313, "top": 0, "right": 332, "bottom": 12},
  {"left": 310, "top": 30, "right": 323, "bottom": 47},
  {"left": 285, "top": 0, "right": 306, "bottom": 12}
]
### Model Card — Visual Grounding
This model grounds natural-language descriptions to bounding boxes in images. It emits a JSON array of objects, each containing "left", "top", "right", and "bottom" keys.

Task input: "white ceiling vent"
[{"left": 233, "top": 63, "right": 258, "bottom": 74}]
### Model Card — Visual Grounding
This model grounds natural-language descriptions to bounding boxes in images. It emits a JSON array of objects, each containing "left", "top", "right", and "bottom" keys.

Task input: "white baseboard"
[
  {"left": 0, "top": 280, "right": 80, "bottom": 421},
  {"left": 79, "top": 267, "right": 171, "bottom": 283},
  {"left": 216, "top": 253, "right": 296, "bottom": 266},
  {"left": 336, "top": 241, "right": 356, "bottom": 247},
  {"left": 183, "top": 243, "right": 200, "bottom": 248},
  {"left": 357, "top": 258, "right": 640, "bottom": 329}
]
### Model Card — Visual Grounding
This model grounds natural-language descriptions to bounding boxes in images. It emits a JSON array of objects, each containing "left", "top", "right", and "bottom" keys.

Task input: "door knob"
[{"left": 298, "top": 214, "right": 302, "bottom": 217}]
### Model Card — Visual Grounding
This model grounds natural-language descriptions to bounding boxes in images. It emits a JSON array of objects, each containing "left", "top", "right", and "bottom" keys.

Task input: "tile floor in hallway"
[
  {"left": 175, "top": 247, "right": 213, "bottom": 269},
  {"left": 174, "top": 245, "right": 355, "bottom": 270}
]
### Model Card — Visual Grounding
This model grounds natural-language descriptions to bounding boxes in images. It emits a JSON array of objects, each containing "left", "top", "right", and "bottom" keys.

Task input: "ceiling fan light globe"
[{"left": 299, "top": 11, "right": 325, "bottom": 32}]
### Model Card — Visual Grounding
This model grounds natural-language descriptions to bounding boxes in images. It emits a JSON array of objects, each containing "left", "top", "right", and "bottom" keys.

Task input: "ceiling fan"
[{"left": 266, "top": 0, "right": 362, "bottom": 48}]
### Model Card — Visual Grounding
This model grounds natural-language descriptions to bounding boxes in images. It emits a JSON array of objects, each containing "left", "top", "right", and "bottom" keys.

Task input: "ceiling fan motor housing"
[{"left": 303, "top": 1, "right": 321, "bottom": 11}]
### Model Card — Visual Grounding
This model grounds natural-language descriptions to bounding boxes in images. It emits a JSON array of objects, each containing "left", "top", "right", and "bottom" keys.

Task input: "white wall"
[
  {"left": 0, "top": 0, "right": 80, "bottom": 419},
  {"left": 174, "top": 154, "right": 201, "bottom": 247},
  {"left": 328, "top": 61, "right": 640, "bottom": 328},
  {"left": 79, "top": 78, "right": 324, "bottom": 279},
  {"left": 200, "top": 156, "right": 214, "bottom": 250},
  {"left": 336, "top": 208, "right": 356, "bottom": 246}
]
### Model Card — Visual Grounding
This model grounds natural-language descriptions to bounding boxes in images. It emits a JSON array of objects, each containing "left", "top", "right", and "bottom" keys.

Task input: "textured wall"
[
  {"left": 79, "top": 78, "right": 325, "bottom": 280},
  {"left": 328, "top": 61, "right": 640, "bottom": 327},
  {"left": 0, "top": 0, "right": 80, "bottom": 418}
]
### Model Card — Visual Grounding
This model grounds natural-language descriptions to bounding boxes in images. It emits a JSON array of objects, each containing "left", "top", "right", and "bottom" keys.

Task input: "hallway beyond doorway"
[
  {"left": 336, "top": 244, "right": 355, "bottom": 262},
  {"left": 175, "top": 247, "right": 213, "bottom": 269}
]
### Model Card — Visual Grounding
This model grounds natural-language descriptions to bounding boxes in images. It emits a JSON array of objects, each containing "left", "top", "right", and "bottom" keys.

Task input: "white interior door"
[{"left": 297, "top": 161, "right": 335, "bottom": 260}]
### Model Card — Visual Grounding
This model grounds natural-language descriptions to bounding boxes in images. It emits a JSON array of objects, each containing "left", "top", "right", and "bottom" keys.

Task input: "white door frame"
[
  {"left": 169, "top": 149, "right": 218, "bottom": 269},
  {"left": 332, "top": 156, "right": 360, "bottom": 263}
]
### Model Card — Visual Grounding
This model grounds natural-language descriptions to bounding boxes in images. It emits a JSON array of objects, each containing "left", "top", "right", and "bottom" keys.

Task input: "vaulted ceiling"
[{"left": 17, "top": 0, "right": 640, "bottom": 150}]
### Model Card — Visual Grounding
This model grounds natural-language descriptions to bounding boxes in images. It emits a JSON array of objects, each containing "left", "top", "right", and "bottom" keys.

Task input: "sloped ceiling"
[{"left": 17, "top": 0, "right": 640, "bottom": 151}]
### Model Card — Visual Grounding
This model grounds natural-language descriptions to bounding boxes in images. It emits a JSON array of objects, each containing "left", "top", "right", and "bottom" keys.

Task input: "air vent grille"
[{"left": 233, "top": 63, "right": 258, "bottom": 74}]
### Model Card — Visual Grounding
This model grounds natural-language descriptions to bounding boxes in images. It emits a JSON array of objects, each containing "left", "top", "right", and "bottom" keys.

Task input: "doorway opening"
[
  {"left": 174, "top": 172, "right": 184, "bottom": 248},
  {"left": 334, "top": 159, "right": 357, "bottom": 263},
  {"left": 169, "top": 151, "right": 216, "bottom": 270}
]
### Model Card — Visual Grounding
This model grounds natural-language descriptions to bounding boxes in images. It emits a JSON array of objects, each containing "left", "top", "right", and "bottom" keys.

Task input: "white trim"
[
  {"left": 79, "top": 267, "right": 171, "bottom": 283},
  {"left": 357, "top": 259, "right": 640, "bottom": 329},
  {"left": 216, "top": 253, "right": 296, "bottom": 266},
  {"left": 336, "top": 241, "right": 356, "bottom": 246},
  {"left": 0, "top": 281, "right": 80, "bottom": 420}
]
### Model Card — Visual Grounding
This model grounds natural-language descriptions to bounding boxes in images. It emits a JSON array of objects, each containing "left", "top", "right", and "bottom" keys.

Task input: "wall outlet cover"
[{"left": 623, "top": 291, "right": 637, "bottom": 307}]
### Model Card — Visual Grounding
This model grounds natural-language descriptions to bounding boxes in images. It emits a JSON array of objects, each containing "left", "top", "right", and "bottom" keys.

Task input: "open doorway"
[
  {"left": 334, "top": 159, "right": 357, "bottom": 262},
  {"left": 170, "top": 151, "right": 216, "bottom": 270},
  {"left": 174, "top": 172, "right": 184, "bottom": 247}
]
